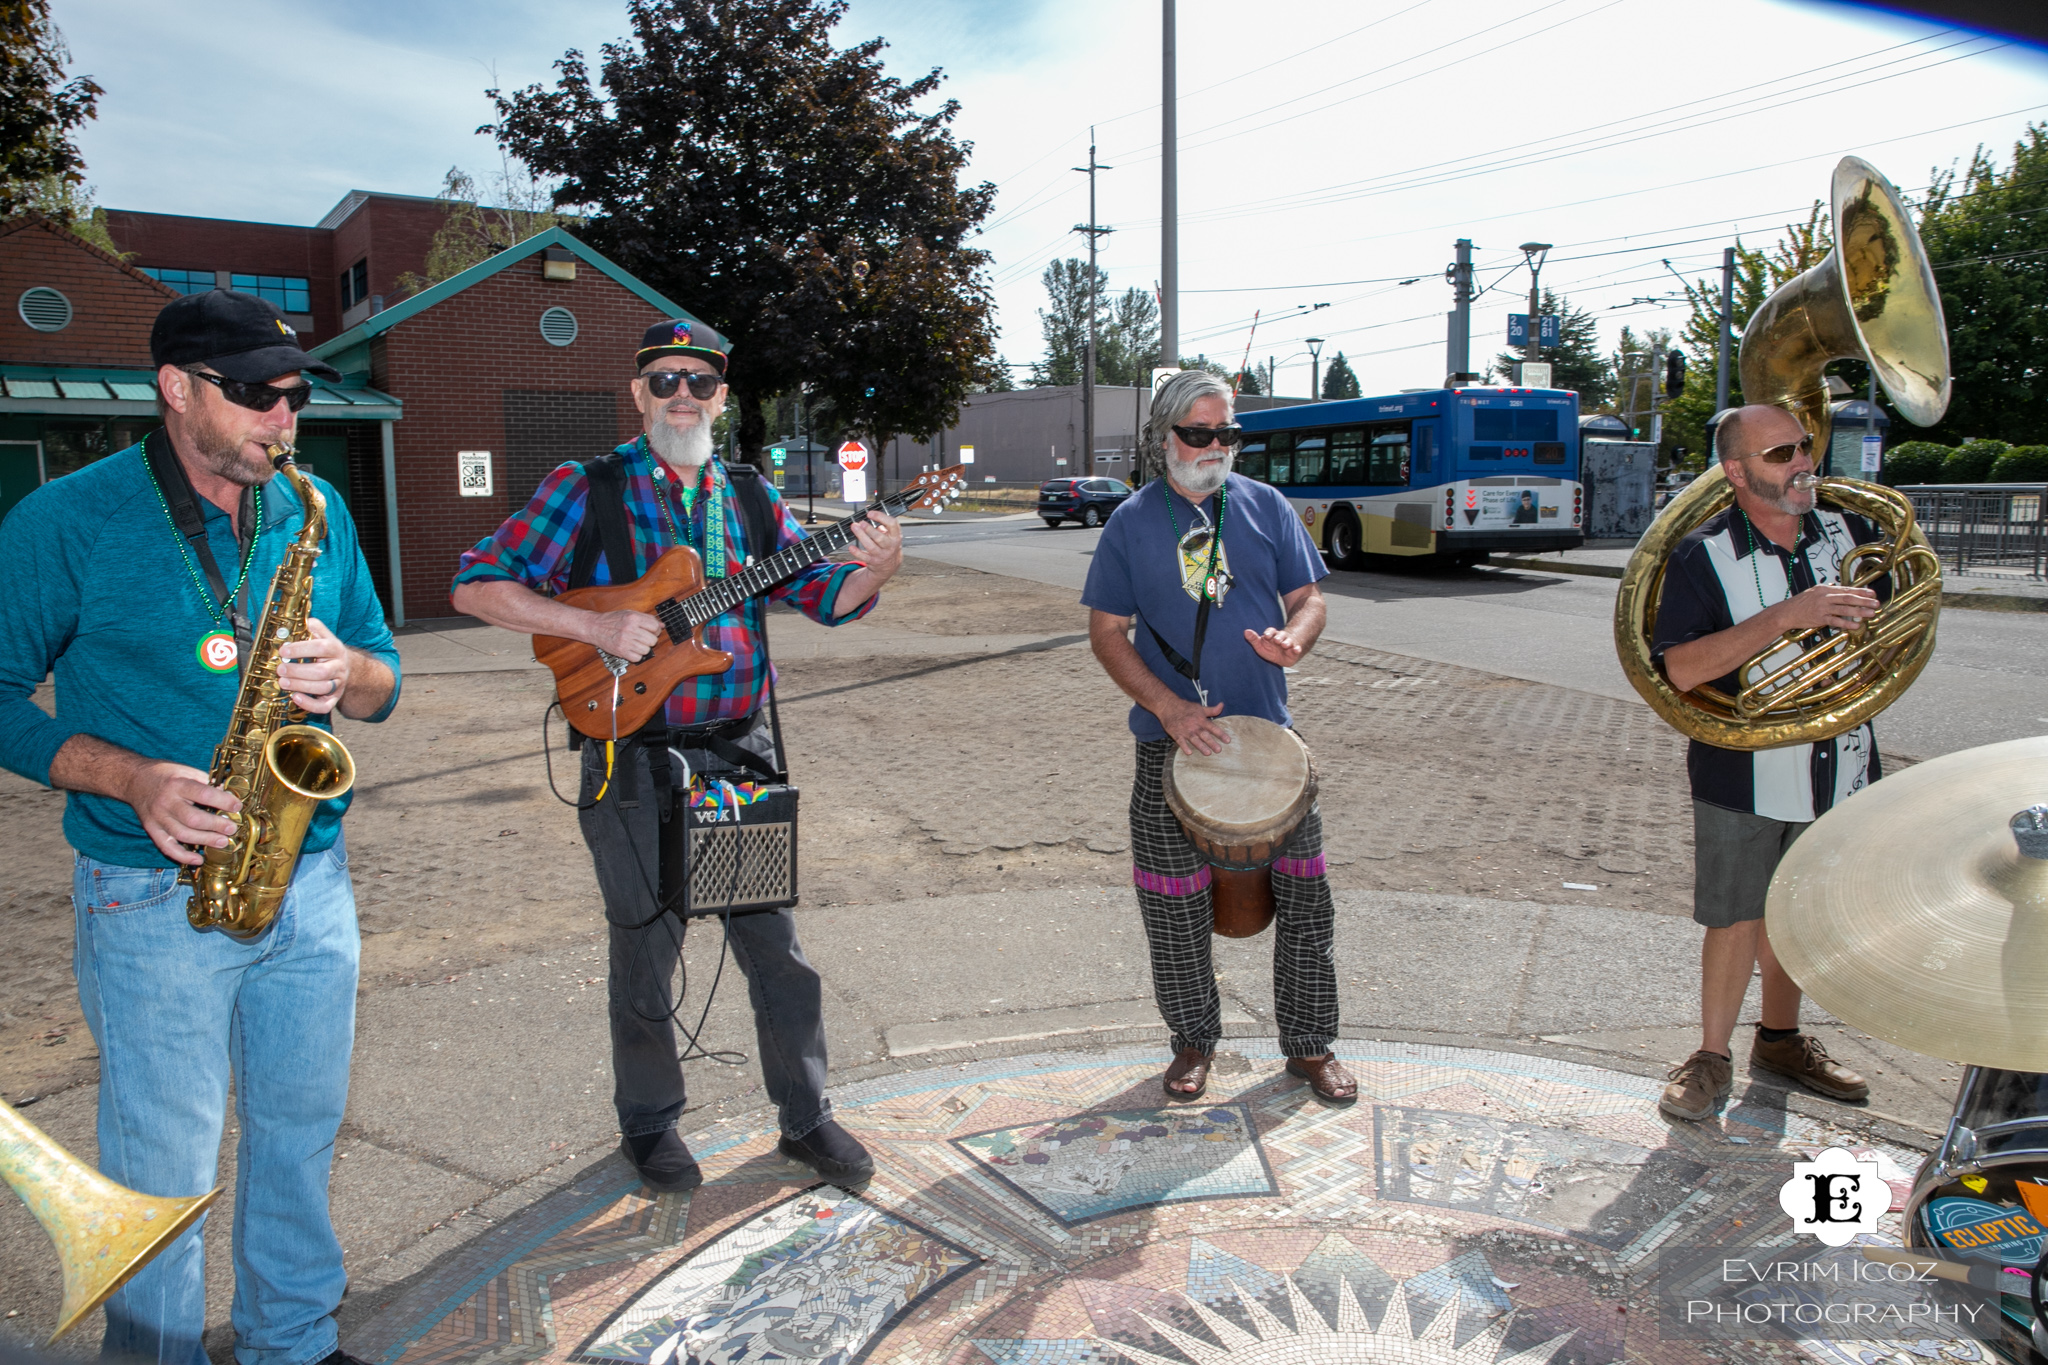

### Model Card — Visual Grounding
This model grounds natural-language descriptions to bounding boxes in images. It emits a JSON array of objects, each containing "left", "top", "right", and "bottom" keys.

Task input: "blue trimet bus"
[{"left": 1233, "top": 385, "right": 1585, "bottom": 568}]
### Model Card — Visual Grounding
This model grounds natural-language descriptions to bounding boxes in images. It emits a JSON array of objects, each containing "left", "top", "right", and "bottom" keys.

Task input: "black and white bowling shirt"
[{"left": 1651, "top": 505, "right": 1888, "bottom": 823}]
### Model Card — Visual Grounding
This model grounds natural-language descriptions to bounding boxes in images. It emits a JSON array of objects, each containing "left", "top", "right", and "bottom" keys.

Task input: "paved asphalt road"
[{"left": 904, "top": 512, "right": 2048, "bottom": 762}]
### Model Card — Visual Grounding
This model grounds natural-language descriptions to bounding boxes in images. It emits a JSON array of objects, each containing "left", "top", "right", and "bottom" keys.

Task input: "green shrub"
[
  {"left": 1989, "top": 444, "right": 2048, "bottom": 482},
  {"left": 1943, "top": 438, "right": 2009, "bottom": 483},
  {"left": 1879, "top": 441, "right": 1950, "bottom": 486}
]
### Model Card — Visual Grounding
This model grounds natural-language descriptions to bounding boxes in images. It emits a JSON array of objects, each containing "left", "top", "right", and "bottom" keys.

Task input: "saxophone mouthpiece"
[{"left": 267, "top": 442, "right": 296, "bottom": 472}]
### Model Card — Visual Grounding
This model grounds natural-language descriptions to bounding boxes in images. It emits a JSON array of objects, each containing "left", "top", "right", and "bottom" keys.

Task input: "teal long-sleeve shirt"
[{"left": 0, "top": 433, "right": 401, "bottom": 868}]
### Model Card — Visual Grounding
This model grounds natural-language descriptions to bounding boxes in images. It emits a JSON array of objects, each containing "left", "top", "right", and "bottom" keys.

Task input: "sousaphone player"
[{"left": 1614, "top": 155, "right": 1950, "bottom": 1123}]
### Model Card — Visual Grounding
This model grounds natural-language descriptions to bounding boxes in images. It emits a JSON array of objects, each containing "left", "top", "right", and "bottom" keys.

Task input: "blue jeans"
[{"left": 72, "top": 838, "right": 359, "bottom": 1365}]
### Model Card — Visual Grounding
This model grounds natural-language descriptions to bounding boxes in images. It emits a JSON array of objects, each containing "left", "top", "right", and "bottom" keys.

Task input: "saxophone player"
[{"left": 0, "top": 291, "right": 400, "bottom": 1365}]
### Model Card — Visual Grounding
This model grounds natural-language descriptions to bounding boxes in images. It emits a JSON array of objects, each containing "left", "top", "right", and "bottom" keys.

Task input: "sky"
[{"left": 58, "top": 0, "right": 2048, "bottom": 399}]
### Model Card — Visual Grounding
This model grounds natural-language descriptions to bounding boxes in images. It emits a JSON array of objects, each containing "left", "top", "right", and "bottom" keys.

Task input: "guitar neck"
[{"left": 665, "top": 490, "right": 917, "bottom": 632}]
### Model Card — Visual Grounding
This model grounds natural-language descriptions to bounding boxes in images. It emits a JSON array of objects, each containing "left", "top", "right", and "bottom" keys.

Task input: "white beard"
[
  {"left": 1169, "top": 450, "right": 1233, "bottom": 498},
  {"left": 648, "top": 410, "right": 714, "bottom": 469}
]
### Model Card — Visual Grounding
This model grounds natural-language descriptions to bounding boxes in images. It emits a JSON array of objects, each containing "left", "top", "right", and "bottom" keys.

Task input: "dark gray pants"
[{"left": 578, "top": 738, "right": 831, "bottom": 1142}]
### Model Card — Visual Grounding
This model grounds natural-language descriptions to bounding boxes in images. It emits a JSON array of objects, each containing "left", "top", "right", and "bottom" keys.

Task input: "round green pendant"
[{"left": 196, "top": 631, "right": 238, "bottom": 673}]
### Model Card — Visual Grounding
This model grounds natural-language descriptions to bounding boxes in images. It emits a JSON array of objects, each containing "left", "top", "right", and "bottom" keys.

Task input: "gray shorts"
[{"left": 1693, "top": 800, "right": 1809, "bottom": 928}]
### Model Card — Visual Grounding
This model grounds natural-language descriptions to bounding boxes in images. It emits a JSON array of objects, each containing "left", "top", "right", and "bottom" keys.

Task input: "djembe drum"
[{"left": 1163, "top": 716, "right": 1317, "bottom": 937}]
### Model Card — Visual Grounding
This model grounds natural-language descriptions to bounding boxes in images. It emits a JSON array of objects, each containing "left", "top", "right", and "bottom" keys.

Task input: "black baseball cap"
[
  {"left": 636, "top": 317, "right": 730, "bottom": 374},
  {"left": 150, "top": 289, "right": 341, "bottom": 382}
]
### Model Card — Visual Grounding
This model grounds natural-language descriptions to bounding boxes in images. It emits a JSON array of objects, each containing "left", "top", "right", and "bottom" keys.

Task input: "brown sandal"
[
  {"left": 1286, "top": 1053, "right": 1358, "bottom": 1103},
  {"left": 1164, "top": 1047, "right": 1212, "bottom": 1101}
]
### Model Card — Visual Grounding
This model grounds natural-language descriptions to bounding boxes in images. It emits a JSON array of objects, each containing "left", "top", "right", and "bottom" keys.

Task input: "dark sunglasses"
[
  {"left": 1742, "top": 435, "right": 1815, "bottom": 464},
  {"left": 1172, "top": 424, "right": 1244, "bottom": 450},
  {"left": 190, "top": 369, "right": 314, "bottom": 413},
  {"left": 640, "top": 370, "right": 725, "bottom": 400}
]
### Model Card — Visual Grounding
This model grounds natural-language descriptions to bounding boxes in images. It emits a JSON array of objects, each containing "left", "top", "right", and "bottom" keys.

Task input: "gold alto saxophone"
[{"left": 183, "top": 443, "right": 357, "bottom": 938}]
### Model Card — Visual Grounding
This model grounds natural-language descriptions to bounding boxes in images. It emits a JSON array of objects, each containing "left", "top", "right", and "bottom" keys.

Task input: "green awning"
[{"left": 0, "top": 366, "right": 402, "bottom": 420}]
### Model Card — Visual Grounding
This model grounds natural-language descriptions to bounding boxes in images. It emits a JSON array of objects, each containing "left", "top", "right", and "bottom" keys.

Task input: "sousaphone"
[{"left": 1614, "top": 156, "right": 1951, "bottom": 748}]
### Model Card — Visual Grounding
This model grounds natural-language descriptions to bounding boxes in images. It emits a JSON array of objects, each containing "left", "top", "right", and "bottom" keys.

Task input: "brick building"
[
  {"left": 103, "top": 190, "right": 449, "bottom": 348},
  {"left": 3, "top": 203, "right": 700, "bottom": 627},
  {"left": 308, "top": 227, "right": 695, "bottom": 624}
]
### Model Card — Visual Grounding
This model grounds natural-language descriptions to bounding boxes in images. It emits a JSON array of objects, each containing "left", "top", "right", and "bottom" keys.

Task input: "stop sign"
[{"left": 837, "top": 441, "right": 869, "bottom": 472}]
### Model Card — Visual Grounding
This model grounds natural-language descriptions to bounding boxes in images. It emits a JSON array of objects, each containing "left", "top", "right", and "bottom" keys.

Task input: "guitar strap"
[{"left": 568, "top": 453, "right": 637, "bottom": 592}]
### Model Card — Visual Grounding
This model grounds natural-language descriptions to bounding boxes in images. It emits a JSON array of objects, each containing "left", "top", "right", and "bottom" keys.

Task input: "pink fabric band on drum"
[
  {"left": 1133, "top": 865, "right": 1212, "bottom": 896},
  {"left": 1273, "top": 854, "right": 1325, "bottom": 878}
]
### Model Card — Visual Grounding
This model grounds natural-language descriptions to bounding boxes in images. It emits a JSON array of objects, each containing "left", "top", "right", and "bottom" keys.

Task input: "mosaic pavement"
[{"left": 342, "top": 1040, "right": 1981, "bottom": 1365}]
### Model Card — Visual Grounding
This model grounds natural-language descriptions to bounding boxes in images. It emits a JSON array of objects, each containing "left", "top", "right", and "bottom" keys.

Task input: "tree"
[
  {"left": 1178, "top": 354, "right": 1229, "bottom": 378},
  {"left": 0, "top": 2, "right": 100, "bottom": 220},
  {"left": 1663, "top": 201, "right": 1832, "bottom": 460},
  {"left": 1321, "top": 351, "right": 1361, "bottom": 400},
  {"left": 1913, "top": 123, "right": 2048, "bottom": 446},
  {"left": 1491, "top": 288, "right": 1613, "bottom": 405},
  {"left": 1234, "top": 367, "right": 1263, "bottom": 395},
  {"left": 394, "top": 163, "right": 584, "bottom": 296},
  {"left": 1030, "top": 265, "right": 1157, "bottom": 388},
  {"left": 1098, "top": 287, "right": 1159, "bottom": 387},
  {"left": 1029, "top": 257, "right": 1096, "bottom": 387},
  {"left": 16, "top": 172, "right": 119, "bottom": 255},
  {"left": 490, "top": 0, "right": 1000, "bottom": 466}
]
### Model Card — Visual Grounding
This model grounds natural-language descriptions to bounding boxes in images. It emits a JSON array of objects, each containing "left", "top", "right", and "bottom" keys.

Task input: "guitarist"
[{"left": 450, "top": 319, "right": 901, "bottom": 1190}]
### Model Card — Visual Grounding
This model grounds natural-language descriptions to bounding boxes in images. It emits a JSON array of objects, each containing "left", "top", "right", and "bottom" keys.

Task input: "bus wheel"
[{"left": 1325, "top": 511, "right": 1366, "bottom": 570}]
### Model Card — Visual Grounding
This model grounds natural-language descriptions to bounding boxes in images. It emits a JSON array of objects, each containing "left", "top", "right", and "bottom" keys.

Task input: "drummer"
[
  {"left": 1081, "top": 369, "right": 1353, "bottom": 1104},
  {"left": 1653, "top": 403, "right": 1877, "bottom": 1122}
]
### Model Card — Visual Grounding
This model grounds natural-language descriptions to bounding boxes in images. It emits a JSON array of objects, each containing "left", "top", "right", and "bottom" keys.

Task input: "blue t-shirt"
[
  {"left": 0, "top": 435, "right": 401, "bottom": 868},
  {"left": 1081, "top": 473, "right": 1327, "bottom": 741}
]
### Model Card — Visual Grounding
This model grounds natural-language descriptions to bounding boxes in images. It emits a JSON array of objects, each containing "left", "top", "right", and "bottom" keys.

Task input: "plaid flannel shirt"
[{"left": 453, "top": 439, "right": 874, "bottom": 727}]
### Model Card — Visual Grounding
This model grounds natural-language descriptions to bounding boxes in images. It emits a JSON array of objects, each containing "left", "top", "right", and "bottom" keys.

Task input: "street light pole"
[
  {"left": 1306, "top": 337, "right": 1325, "bottom": 402},
  {"left": 1074, "top": 129, "right": 1113, "bottom": 478},
  {"left": 1445, "top": 237, "right": 1474, "bottom": 385},
  {"left": 1159, "top": 0, "right": 1177, "bottom": 372},
  {"left": 1519, "top": 241, "right": 1552, "bottom": 381}
]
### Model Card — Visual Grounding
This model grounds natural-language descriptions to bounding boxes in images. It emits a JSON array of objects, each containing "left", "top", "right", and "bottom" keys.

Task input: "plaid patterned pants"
[{"left": 1129, "top": 738, "right": 1339, "bottom": 1058}]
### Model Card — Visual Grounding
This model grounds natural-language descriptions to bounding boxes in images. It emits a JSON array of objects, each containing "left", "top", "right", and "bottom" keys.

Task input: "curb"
[{"left": 1486, "top": 555, "right": 2048, "bottom": 612}]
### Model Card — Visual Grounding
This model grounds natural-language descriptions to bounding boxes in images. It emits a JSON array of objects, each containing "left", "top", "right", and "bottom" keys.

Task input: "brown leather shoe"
[
  {"left": 1285, "top": 1053, "right": 1358, "bottom": 1102},
  {"left": 1659, "top": 1049, "right": 1733, "bottom": 1121},
  {"left": 1163, "top": 1047, "right": 1211, "bottom": 1101},
  {"left": 1750, "top": 1029, "right": 1870, "bottom": 1102}
]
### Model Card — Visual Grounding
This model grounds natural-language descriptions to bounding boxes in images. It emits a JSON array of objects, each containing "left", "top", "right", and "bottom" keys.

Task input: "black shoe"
[
  {"left": 620, "top": 1129, "right": 704, "bottom": 1193},
  {"left": 778, "top": 1119, "right": 875, "bottom": 1185}
]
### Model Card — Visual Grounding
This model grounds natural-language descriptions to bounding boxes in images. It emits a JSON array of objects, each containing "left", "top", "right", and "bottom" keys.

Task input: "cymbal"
[{"left": 1767, "top": 735, "right": 2048, "bottom": 1071}]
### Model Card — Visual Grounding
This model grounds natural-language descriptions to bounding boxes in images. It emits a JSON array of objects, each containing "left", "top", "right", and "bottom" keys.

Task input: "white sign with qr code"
[{"left": 458, "top": 450, "right": 493, "bottom": 497}]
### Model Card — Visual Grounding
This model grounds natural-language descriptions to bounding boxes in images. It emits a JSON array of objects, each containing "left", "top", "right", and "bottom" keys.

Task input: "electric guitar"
[{"left": 538, "top": 464, "right": 968, "bottom": 738}]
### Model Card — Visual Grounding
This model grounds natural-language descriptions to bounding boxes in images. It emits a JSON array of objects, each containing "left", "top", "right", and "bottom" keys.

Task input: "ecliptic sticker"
[{"left": 196, "top": 631, "right": 238, "bottom": 673}]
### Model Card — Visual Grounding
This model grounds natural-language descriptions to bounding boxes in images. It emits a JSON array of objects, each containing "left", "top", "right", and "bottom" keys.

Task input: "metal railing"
[{"left": 1897, "top": 483, "right": 2048, "bottom": 578}]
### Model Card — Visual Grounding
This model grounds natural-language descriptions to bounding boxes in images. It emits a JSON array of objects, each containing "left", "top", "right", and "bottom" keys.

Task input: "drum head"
[{"left": 1166, "top": 716, "right": 1315, "bottom": 846}]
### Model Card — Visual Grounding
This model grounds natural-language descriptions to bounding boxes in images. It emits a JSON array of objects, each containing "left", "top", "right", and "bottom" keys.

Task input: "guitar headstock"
[{"left": 899, "top": 463, "right": 970, "bottom": 515}]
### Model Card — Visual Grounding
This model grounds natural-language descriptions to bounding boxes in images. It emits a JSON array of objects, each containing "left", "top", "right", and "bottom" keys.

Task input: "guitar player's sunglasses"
[{"left": 639, "top": 370, "right": 725, "bottom": 400}]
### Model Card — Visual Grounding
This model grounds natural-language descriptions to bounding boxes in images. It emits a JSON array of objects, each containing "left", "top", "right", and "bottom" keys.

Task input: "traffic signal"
[{"left": 1664, "top": 350, "right": 1687, "bottom": 398}]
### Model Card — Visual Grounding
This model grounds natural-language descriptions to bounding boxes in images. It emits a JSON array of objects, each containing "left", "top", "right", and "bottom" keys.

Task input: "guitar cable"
[{"left": 540, "top": 689, "right": 747, "bottom": 1069}]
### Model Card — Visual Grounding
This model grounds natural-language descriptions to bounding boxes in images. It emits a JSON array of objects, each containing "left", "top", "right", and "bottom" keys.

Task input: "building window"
[
  {"left": 138, "top": 267, "right": 215, "bottom": 295},
  {"left": 17, "top": 286, "right": 72, "bottom": 331},
  {"left": 230, "top": 273, "right": 311, "bottom": 314},
  {"left": 539, "top": 307, "right": 578, "bottom": 347},
  {"left": 339, "top": 259, "right": 368, "bottom": 310}
]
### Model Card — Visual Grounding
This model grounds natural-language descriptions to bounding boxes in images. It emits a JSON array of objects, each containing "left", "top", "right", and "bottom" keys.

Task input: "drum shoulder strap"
[{"left": 1146, "top": 594, "right": 1213, "bottom": 688}]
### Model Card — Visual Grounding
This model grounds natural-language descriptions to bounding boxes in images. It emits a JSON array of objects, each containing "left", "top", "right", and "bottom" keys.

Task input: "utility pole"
[
  {"left": 1716, "top": 246, "right": 1734, "bottom": 416},
  {"left": 1444, "top": 238, "right": 1474, "bottom": 385},
  {"left": 1519, "top": 241, "right": 1552, "bottom": 379},
  {"left": 1159, "top": 0, "right": 1177, "bottom": 371},
  {"left": 1307, "top": 337, "right": 1325, "bottom": 402},
  {"left": 1073, "top": 129, "right": 1113, "bottom": 478},
  {"left": 1648, "top": 342, "right": 1666, "bottom": 449}
]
